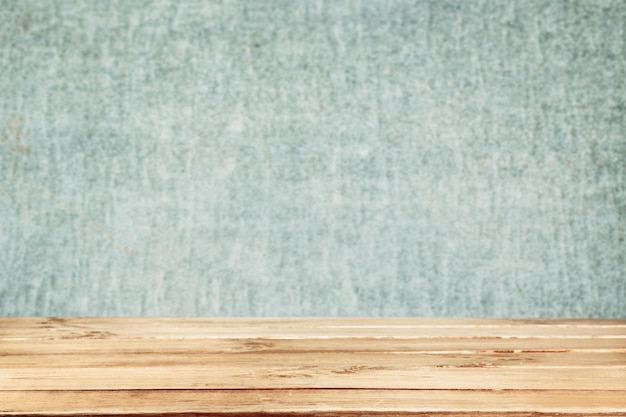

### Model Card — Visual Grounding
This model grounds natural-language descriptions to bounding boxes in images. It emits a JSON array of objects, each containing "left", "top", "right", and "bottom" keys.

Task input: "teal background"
[{"left": 1, "top": 0, "right": 624, "bottom": 317}]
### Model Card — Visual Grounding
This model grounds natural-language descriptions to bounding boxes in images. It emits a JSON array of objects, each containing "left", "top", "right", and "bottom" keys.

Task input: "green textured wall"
[{"left": 1, "top": 0, "right": 624, "bottom": 317}]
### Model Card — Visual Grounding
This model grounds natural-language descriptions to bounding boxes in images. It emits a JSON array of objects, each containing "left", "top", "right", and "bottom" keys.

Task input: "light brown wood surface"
[{"left": 1, "top": 318, "right": 625, "bottom": 416}]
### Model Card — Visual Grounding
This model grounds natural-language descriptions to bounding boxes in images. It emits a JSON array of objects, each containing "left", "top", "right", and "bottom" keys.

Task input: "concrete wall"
[{"left": 1, "top": 0, "right": 624, "bottom": 317}]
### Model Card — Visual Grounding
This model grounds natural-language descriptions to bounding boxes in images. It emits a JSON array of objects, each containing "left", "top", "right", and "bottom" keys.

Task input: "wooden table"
[{"left": 1, "top": 318, "right": 625, "bottom": 416}]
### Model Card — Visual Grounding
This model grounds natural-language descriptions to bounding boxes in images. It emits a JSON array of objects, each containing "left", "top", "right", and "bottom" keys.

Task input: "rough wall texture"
[{"left": 1, "top": 0, "right": 624, "bottom": 317}]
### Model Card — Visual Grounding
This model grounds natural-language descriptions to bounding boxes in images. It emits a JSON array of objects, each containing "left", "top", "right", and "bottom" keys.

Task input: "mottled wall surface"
[{"left": 1, "top": 1, "right": 624, "bottom": 317}]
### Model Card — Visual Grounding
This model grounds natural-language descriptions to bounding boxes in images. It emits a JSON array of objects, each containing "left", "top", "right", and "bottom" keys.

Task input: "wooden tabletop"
[{"left": 1, "top": 317, "right": 625, "bottom": 416}]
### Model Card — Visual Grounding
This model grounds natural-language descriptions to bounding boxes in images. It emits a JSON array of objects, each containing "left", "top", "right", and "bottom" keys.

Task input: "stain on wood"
[{"left": 0, "top": 318, "right": 624, "bottom": 416}]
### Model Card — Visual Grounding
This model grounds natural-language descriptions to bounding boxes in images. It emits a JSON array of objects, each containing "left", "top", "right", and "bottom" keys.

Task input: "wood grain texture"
[{"left": 1, "top": 318, "right": 625, "bottom": 416}]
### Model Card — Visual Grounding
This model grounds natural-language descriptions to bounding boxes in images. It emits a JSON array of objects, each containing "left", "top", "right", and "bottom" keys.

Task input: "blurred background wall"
[{"left": 1, "top": 0, "right": 624, "bottom": 317}]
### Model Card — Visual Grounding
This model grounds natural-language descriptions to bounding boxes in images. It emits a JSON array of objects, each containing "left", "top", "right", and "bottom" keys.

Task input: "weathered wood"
[{"left": 1, "top": 318, "right": 624, "bottom": 416}]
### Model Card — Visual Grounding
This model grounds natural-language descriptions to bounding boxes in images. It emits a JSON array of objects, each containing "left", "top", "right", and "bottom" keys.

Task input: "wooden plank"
[
  {"left": 2, "top": 364, "right": 623, "bottom": 390},
  {"left": 0, "top": 318, "right": 624, "bottom": 416},
  {"left": 3, "top": 351, "right": 624, "bottom": 368},
  {"left": 1, "top": 336, "right": 624, "bottom": 355},
  {"left": 2, "top": 317, "right": 625, "bottom": 339},
  {"left": 3, "top": 390, "right": 626, "bottom": 416}
]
